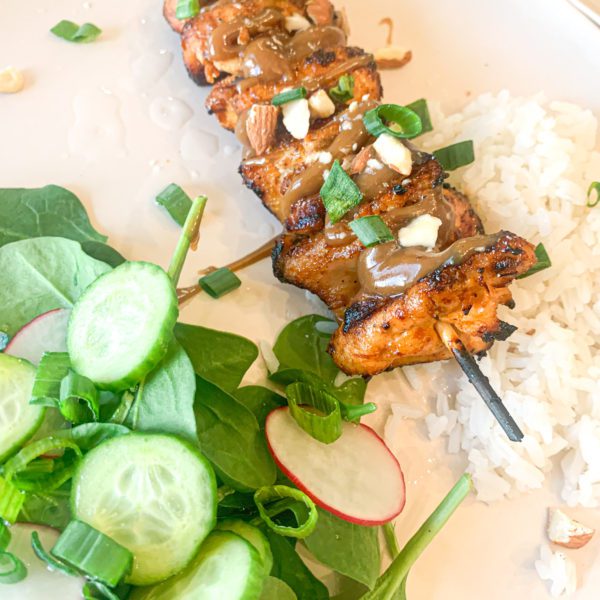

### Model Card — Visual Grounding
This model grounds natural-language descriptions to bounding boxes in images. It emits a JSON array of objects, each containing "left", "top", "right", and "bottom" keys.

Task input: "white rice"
[
  {"left": 385, "top": 90, "right": 600, "bottom": 506},
  {"left": 535, "top": 544, "right": 577, "bottom": 597}
]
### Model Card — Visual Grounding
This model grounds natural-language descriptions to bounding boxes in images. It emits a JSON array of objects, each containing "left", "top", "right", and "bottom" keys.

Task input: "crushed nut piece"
[
  {"left": 374, "top": 47, "right": 412, "bottom": 70},
  {"left": 349, "top": 146, "right": 375, "bottom": 174},
  {"left": 306, "top": 0, "right": 334, "bottom": 26},
  {"left": 246, "top": 104, "right": 279, "bottom": 155},
  {"left": 237, "top": 26, "right": 251, "bottom": 46},
  {"left": 0, "top": 66, "right": 24, "bottom": 94},
  {"left": 548, "top": 508, "right": 594, "bottom": 550},
  {"left": 308, "top": 89, "right": 335, "bottom": 119}
]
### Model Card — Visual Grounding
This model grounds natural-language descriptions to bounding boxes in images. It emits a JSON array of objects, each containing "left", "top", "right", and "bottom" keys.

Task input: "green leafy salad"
[{"left": 0, "top": 185, "right": 472, "bottom": 599}]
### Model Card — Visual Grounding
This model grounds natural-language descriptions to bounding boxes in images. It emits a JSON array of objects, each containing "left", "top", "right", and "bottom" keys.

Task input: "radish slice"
[
  {"left": 4, "top": 523, "right": 84, "bottom": 599},
  {"left": 265, "top": 407, "right": 405, "bottom": 525},
  {"left": 5, "top": 309, "right": 70, "bottom": 366}
]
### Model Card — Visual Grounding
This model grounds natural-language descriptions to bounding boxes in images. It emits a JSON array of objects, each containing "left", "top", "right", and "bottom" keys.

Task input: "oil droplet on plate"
[{"left": 149, "top": 96, "right": 193, "bottom": 131}]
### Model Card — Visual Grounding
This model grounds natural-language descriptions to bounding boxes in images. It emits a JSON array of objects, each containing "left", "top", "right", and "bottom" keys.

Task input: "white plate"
[{"left": 1, "top": 0, "right": 599, "bottom": 598}]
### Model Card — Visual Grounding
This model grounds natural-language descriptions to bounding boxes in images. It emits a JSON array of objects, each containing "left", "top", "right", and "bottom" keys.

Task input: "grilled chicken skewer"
[{"left": 164, "top": 0, "right": 537, "bottom": 440}]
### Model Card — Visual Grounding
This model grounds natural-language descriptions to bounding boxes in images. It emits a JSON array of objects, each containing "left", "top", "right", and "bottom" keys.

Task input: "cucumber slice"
[
  {"left": 0, "top": 354, "right": 44, "bottom": 462},
  {"left": 71, "top": 433, "right": 216, "bottom": 585},
  {"left": 130, "top": 530, "right": 265, "bottom": 600},
  {"left": 67, "top": 261, "right": 178, "bottom": 390},
  {"left": 217, "top": 520, "right": 273, "bottom": 576}
]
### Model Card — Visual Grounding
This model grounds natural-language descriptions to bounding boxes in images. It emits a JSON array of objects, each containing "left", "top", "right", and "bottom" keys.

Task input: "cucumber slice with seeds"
[
  {"left": 130, "top": 530, "right": 265, "bottom": 600},
  {"left": 0, "top": 354, "right": 44, "bottom": 462},
  {"left": 67, "top": 261, "right": 178, "bottom": 391},
  {"left": 71, "top": 433, "right": 216, "bottom": 585}
]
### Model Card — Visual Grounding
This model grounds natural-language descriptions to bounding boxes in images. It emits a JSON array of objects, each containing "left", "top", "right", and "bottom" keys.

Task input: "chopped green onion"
[
  {"left": 156, "top": 183, "right": 193, "bottom": 227},
  {"left": 339, "top": 400, "right": 377, "bottom": 422},
  {"left": 272, "top": 87, "right": 307, "bottom": 106},
  {"left": 83, "top": 581, "right": 127, "bottom": 600},
  {"left": 0, "top": 551, "right": 27, "bottom": 584},
  {"left": 31, "top": 352, "right": 71, "bottom": 407},
  {"left": 286, "top": 382, "right": 342, "bottom": 443},
  {"left": 0, "top": 476, "right": 25, "bottom": 523},
  {"left": 52, "top": 520, "right": 133, "bottom": 587},
  {"left": 0, "top": 331, "right": 8, "bottom": 351},
  {"left": 405, "top": 99, "right": 432, "bottom": 134},
  {"left": 0, "top": 523, "right": 9, "bottom": 552},
  {"left": 362, "top": 474, "right": 472, "bottom": 599},
  {"left": 31, "top": 531, "right": 81, "bottom": 578},
  {"left": 363, "top": 104, "right": 423, "bottom": 139},
  {"left": 517, "top": 243, "right": 551, "bottom": 279},
  {"left": 587, "top": 181, "right": 600, "bottom": 208},
  {"left": 433, "top": 140, "right": 475, "bottom": 171},
  {"left": 167, "top": 195, "right": 208, "bottom": 286},
  {"left": 254, "top": 485, "right": 318, "bottom": 539},
  {"left": 109, "top": 391, "right": 135, "bottom": 425},
  {"left": 3, "top": 437, "right": 82, "bottom": 482},
  {"left": 320, "top": 160, "right": 363, "bottom": 223},
  {"left": 328, "top": 74, "right": 355, "bottom": 103},
  {"left": 50, "top": 20, "right": 102, "bottom": 43},
  {"left": 59, "top": 369, "right": 99, "bottom": 424},
  {"left": 199, "top": 267, "right": 241, "bottom": 298},
  {"left": 349, "top": 215, "right": 394, "bottom": 247},
  {"left": 175, "top": 0, "right": 200, "bottom": 19}
]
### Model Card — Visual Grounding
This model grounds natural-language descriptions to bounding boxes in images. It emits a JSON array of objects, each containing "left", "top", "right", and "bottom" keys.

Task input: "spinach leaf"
[
  {"left": 195, "top": 376, "right": 276, "bottom": 491},
  {"left": 80, "top": 241, "right": 126, "bottom": 267},
  {"left": 260, "top": 576, "right": 298, "bottom": 600},
  {"left": 266, "top": 531, "right": 329, "bottom": 600},
  {"left": 271, "top": 315, "right": 367, "bottom": 407},
  {"left": 175, "top": 323, "right": 258, "bottom": 392},
  {"left": 304, "top": 509, "right": 380, "bottom": 589},
  {"left": 233, "top": 385, "right": 286, "bottom": 428},
  {"left": 0, "top": 237, "right": 110, "bottom": 336},
  {"left": 18, "top": 486, "right": 71, "bottom": 530},
  {"left": 53, "top": 423, "right": 130, "bottom": 450},
  {"left": 217, "top": 491, "right": 257, "bottom": 520},
  {"left": 126, "top": 338, "right": 197, "bottom": 443},
  {"left": 0, "top": 186, "right": 107, "bottom": 247}
]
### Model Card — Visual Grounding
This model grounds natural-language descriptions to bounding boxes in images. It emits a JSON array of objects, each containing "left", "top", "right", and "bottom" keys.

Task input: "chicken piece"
[
  {"left": 273, "top": 158, "right": 482, "bottom": 312},
  {"left": 181, "top": 0, "right": 308, "bottom": 85},
  {"left": 207, "top": 46, "right": 381, "bottom": 130},
  {"left": 329, "top": 231, "right": 536, "bottom": 375},
  {"left": 239, "top": 98, "right": 381, "bottom": 221}
]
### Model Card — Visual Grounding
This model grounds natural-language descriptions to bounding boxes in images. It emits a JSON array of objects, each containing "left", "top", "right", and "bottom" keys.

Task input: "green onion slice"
[
  {"left": 175, "top": 0, "right": 200, "bottom": 19},
  {"left": 59, "top": 369, "right": 99, "bottom": 424},
  {"left": 31, "top": 352, "right": 71, "bottom": 407},
  {"left": 405, "top": 99, "right": 433, "bottom": 134},
  {"left": 363, "top": 104, "right": 423, "bottom": 139},
  {"left": 349, "top": 215, "right": 394, "bottom": 247},
  {"left": 0, "top": 476, "right": 25, "bottom": 523},
  {"left": 272, "top": 87, "right": 307, "bottom": 106},
  {"left": 433, "top": 140, "right": 475, "bottom": 171},
  {"left": 254, "top": 485, "right": 318, "bottom": 539},
  {"left": 31, "top": 531, "right": 81, "bottom": 578},
  {"left": 329, "top": 74, "right": 355, "bottom": 103},
  {"left": 517, "top": 243, "right": 551, "bottom": 279},
  {"left": 3, "top": 437, "right": 82, "bottom": 482},
  {"left": 0, "top": 551, "right": 27, "bottom": 584},
  {"left": 199, "top": 267, "right": 241, "bottom": 298},
  {"left": 587, "top": 181, "right": 600, "bottom": 208},
  {"left": 50, "top": 20, "right": 102, "bottom": 43},
  {"left": 51, "top": 520, "right": 133, "bottom": 587},
  {"left": 286, "top": 382, "right": 342, "bottom": 444},
  {"left": 156, "top": 183, "right": 193, "bottom": 227},
  {"left": 83, "top": 581, "right": 126, "bottom": 600},
  {"left": 0, "top": 523, "right": 10, "bottom": 552},
  {"left": 339, "top": 400, "right": 377, "bottom": 421},
  {"left": 320, "top": 160, "right": 363, "bottom": 223}
]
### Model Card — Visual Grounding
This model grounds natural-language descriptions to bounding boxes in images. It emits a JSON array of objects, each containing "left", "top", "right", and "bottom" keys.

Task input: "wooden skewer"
[
  {"left": 176, "top": 235, "right": 279, "bottom": 305},
  {"left": 434, "top": 320, "right": 524, "bottom": 442}
]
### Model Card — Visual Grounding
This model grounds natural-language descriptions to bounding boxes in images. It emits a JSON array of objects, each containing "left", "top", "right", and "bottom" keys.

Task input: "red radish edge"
[
  {"left": 5, "top": 308, "right": 70, "bottom": 365},
  {"left": 265, "top": 406, "right": 406, "bottom": 526}
]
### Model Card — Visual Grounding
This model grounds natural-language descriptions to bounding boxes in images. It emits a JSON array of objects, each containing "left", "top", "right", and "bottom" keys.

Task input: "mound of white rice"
[{"left": 385, "top": 90, "right": 600, "bottom": 506}]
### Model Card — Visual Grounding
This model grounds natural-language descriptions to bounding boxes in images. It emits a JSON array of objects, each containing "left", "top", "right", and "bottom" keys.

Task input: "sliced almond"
[
  {"left": 282, "top": 98, "right": 310, "bottom": 140},
  {"left": 246, "top": 104, "right": 279, "bottom": 155},
  {"left": 349, "top": 146, "right": 374, "bottom": 175},
  {"left": 306, "top": 0, "right": 334, "bottom": 26},
  {"left": 373, "top": 133, "right": 413, "bottom": 175},
  {"left": 0, "top": 66, "right": 24, "bottom": 94},
  {"left": 374, "top": 47, "right": 412, "bottom": 70},
  {"left": 285, "top": 14, "right": 312, "bottom": 32},
  {"left": 308, "top": 89, "right": 335, "bottom": 119},
  {"left": 548, "top": 508, "right": 594, "bottom": 550}
]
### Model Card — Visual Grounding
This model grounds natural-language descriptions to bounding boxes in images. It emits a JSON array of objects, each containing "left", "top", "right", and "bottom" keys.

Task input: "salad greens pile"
[{"left": 0, "top": 185, "right": 471, "bottom": 599}]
